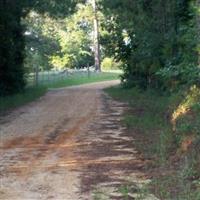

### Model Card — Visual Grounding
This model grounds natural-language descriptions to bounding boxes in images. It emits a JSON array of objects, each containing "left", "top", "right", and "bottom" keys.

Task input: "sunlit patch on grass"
[{"left": 171, "top": 85, "right": 200, "bottom": 131}]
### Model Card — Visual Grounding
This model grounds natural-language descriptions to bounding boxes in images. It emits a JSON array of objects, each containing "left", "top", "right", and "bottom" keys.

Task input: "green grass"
[
  {"left": 47, "top": 72, "right": 120, "bottom": 88},
  {"left": 105, "top": 86, "right": 173, "bottom": 160},
  {"left": 105, "top": 86, "right": 170, "bottom": 131},
  {"left": 105, "top": 85, "right": 200, "bottom": 200},
  {"left": 0, "top": 86, "right": 47, "bottom": 113},
  {"left": 0, "top": 72, "right": 120, "bottom": 113}
]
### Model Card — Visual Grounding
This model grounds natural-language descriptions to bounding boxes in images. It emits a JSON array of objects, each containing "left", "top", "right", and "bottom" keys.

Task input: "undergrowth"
[{"left": 105, "top": 85, "right": 200, "bottom": 200}]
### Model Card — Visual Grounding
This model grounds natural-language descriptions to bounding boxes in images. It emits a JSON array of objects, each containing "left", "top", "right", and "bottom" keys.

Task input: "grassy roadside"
[
  {"left": 0, "top": 72, "right": 120, "bottom": 113},
  {"left": 0, "top": 86, "right": 47, "bottom": 114},
  {"left": 105, "top": 85, "right": 200, "bottom": 200}
]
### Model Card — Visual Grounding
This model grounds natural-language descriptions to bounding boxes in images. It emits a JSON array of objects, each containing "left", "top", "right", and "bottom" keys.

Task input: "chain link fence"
[{"left": 27, "top": 68, "right": 94, "bottom": 87}]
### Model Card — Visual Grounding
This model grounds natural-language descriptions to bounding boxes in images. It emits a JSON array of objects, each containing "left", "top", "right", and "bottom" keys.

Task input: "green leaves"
[
  {"left": 0, "top": 0, "right": 82, "bottom": 95},
  {"left": 102, "top": 0, "right": 199, "bottom": 91}
]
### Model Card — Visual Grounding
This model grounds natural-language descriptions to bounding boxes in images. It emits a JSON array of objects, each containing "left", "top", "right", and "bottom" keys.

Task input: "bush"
[{"left": 101, "top": 57, "right": 122, "bottom": 71}]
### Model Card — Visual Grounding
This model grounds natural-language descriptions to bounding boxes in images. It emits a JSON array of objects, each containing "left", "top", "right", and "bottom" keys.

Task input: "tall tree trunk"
[{"left": 92, "top": 0, "right": 101, "bottom": 71}]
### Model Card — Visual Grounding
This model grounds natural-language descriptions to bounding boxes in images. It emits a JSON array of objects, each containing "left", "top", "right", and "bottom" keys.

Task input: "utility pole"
[{"left": 92, "top": 0, "right": 101, "bottom": 72}]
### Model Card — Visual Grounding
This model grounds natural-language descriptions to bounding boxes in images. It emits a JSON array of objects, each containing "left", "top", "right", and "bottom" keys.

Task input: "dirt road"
[{"left": 0, "top": 80, "right": 158, "bottom": 200}]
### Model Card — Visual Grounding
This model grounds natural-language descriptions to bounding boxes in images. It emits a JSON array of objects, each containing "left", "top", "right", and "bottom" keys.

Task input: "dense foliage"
[
  {"left": 0, "top": 1, "right": 26, "bottom": 95},
  {"left": 50, "top": 4, "right": 94, "bottom": 69},
  {"left": 0, "top": 0, "right": 79, "bottom": 96},
  {"left": 24, "top": 4, "right": 94, "bottom": 72},
  {"left": 0, "top": 0, "right": 199, "bottom": 95},
  {"left": 102, "top": 0, "right": 200, "bottom": 91}
]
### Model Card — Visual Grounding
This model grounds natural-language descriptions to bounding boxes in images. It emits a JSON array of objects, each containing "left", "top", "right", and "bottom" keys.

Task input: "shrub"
[{"left": 101, "top": 57, "right": 122, "bottom": 71}]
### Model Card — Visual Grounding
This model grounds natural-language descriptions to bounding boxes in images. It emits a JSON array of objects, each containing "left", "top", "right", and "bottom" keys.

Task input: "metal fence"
[{"left": 27, "top": 68, "right": 95, "bottom": 87}]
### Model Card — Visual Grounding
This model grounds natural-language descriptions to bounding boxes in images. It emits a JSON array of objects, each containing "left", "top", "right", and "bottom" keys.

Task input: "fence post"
[
  {"left": 87, "top": 64, "right": 90, "bottom": 78},
  {"left": 48, "top": 70, "right": 50, "bottom": 83},
  {"left": 35, "top": 65, "right": 39, "bottom": 86}
]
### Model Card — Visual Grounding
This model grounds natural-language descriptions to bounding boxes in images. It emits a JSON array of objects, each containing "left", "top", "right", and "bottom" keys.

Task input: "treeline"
[
  {"left": 0, "top": 0, "right": 80, "bottom": 96},
  {"left": 25, "top": 4, "right": 94, "bottom": 72},
  {"left": 1, "top": 0, "right": 199, "bottom": 95},
  {"left": 102, "top": 0, "right": 200, "bottom": 91}
]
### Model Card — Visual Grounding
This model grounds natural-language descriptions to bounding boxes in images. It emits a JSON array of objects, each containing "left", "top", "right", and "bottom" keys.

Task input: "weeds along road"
[{"left": 0, "top": 80, "right": 158, "bottom": 200}]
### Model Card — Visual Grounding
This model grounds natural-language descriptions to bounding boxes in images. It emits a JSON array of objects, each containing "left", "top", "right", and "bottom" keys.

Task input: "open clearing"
[{"left": 0, "top": 80, "right": 157, "bottom": 200}]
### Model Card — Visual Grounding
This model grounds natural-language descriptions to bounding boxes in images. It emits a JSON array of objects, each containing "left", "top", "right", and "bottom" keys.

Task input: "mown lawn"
[
  {"left": 47, "top": 72, "right": 120, "bottom": 88},
  {"left": 105, "top": 85, "right": 200, "bottom": 200}
]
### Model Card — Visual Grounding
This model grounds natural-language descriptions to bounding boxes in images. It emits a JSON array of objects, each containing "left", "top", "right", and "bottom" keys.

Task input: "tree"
[
  {"left": 0, "top": 0, "right": 80, "bottom": 96},
  {"left": 24, "top": 11, "right": 61, "bottom": 72},
  {"left": 0, "top": 1, "right": 26, "bottom": 95},
  {"left": 102, "top": 0, "right": 199, "bottom": 90},
  {"left": 50, "top": 4, "right": 94, "bottom": 69},
  {"left": 92, "top": 0, "right": 101, "bottom": 71}
]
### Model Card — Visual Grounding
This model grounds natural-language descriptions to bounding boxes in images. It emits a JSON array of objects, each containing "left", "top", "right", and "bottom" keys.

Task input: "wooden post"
[
  {"left": 87, "top": 64, "right": 90, "bottom": 78},
  {"left": 48, "top": 70, "right": 50, "bottom": 83},
  {"left": 35, "top": 65, "right": 39, "bottom": 86}
]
